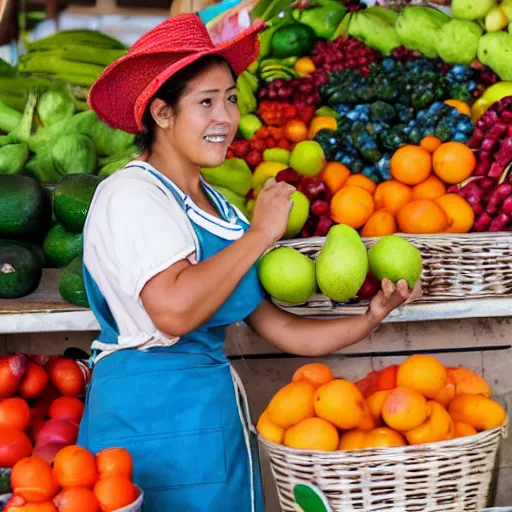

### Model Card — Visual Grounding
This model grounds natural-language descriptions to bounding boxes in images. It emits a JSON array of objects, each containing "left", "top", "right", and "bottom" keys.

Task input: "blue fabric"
[{"left": 78, "top": 165, "right": 266, "bottom": 511}]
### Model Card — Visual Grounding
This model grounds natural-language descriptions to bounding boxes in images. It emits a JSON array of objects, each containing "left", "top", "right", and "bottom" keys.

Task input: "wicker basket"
[
  {"left": 269, "top": 232, "right": 512, "bottom": 316},
  {"left": 259, "top": 423, "right": 508, "bottom": 511}
]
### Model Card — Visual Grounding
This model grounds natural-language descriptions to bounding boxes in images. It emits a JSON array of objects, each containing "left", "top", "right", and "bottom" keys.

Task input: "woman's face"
[{"left": 170, "top": 61, "right": 240, "bottom": 169}]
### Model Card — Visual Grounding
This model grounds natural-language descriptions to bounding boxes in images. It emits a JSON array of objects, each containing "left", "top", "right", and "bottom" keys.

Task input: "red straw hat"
[{"left": 88, "top": 13, "right": 265, "bottom": 134}]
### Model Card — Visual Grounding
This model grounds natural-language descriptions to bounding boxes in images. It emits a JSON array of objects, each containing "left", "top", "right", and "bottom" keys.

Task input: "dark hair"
[{"left": 135, "top": 55, "right": 237, "bottom": 152}]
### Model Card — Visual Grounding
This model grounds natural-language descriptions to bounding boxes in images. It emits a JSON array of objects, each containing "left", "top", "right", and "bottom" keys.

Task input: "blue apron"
[{"left": 77, "top": 163, "right": 266, "bottom": 512}]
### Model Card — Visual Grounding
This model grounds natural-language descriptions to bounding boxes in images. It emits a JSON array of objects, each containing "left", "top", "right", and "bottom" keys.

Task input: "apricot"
[
  {"left": 405, "top": 401, "right": 454, "bottom": 445},
  {"left": 284, "top": 417, "right": 339, "bottom": 451},
  {"left": 453, "top": 421, "right": 478, "bottom": 438},
  {"left": 358, "top": 402, "right": 376, "bottom": 431},
  {"left": 397, "top": 355, "right": 448, "bottom": 399},
  {"left": 362, "top": 427, "right": 407, "bottom": 449},
  {"left": 267, "top": 382, "right": 315, "bottom": 429},
  {"left": 314, "top": 379, "right": 366, "bottom": 430},
  {"left": 256, "top": 410, "right": 285, "bottom": 444},
  {"left": 338, "top": 430, "right": 366, "bottom": 451},
  {"left": 367, "top": 390, "right": 392, "bottom": 426},
  {"left": 448, "top": 368, "right": 491, "bottom": 398},
  {"left": 434, "top": 373, "right": 456, "bottom": 408},
  {"left": 382, "top": 387, "right": 428, "bottom": 432},
  {"left": 449, "top": 394, "right": 506, "bottom": 431}
]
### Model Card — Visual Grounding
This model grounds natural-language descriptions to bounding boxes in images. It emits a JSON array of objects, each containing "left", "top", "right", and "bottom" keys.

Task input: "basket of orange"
[
  {"left": 256, "top": 356, "right": 508, "bottom": 512},
  {"left": 3, "top": 445, "right": 143, "bottom": 511}
]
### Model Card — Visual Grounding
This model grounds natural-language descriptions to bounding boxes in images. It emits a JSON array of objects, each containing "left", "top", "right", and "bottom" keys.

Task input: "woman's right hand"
[{"left": 248, "top": 178, "right": 296, "bottom": 246}]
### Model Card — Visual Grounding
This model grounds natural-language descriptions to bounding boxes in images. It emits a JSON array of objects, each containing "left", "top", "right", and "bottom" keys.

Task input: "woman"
[{"left": 78, "top": 13, "right": 421, "bottom": 512}]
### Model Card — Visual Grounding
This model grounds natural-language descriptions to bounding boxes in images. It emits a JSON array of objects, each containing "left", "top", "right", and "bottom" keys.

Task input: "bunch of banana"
[
  {"left": 259, "top": 56, "right": 298, "bottom": 83},
  {"left": 237, "top": 70, "right": 259, "bottom": 115}
]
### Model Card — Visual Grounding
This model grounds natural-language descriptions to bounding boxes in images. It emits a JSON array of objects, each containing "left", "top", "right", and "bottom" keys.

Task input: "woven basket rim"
[{"left": 258, "top": 421, "right": 509, "bottom": 457}]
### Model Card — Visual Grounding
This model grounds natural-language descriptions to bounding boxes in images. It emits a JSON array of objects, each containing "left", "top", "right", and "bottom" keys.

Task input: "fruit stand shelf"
[{"left": 1, "top": 270, "right": 512, "bottom": 334}]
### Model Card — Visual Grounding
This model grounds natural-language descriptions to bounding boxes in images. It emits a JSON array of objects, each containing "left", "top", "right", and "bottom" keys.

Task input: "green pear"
[
  {"left": 285, "top": 191, "right": 310, "bottom": 239},
  {"left": 290, "top": 141, "right": 325, "bottom": 177},
  {"left": 315, "top": 224, "right": 368, "bottom": 302},
  {"left": 451, "top": 0, "right": 496, "bottom": 20},
  {"left": 478, "top": 32, "right": 512, "bottom": 81}
]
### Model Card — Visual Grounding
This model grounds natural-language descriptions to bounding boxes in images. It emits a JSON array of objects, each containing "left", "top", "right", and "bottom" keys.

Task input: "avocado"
[
  {"left": 43, "top": 223, "right": 83, "bottom": 268},
  {"left": 53, "top": 174, "right": 100, "bottom": 234},
  {"left": 0, "top": 175, "right": 49, "bottom": 240},
  {"left": 0, "top": 240, "right": 43, "bottom": 298},
  {"left": 59, "top": 254, "right": 89, "bottom": 307}
]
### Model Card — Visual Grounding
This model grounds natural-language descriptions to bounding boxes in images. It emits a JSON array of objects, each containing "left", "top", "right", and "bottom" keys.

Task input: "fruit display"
[
  {"left": 256, "top": 355, "right": 507, "bottom": 451},
  {"left": 258, "top": 226, "right": 422, "bottom": 304},
  {"left": 3, "top": 445, "right": 139, "bottom": 511},
  {"left": 0, "top": 352, "right": 90, "bottom": 470}
]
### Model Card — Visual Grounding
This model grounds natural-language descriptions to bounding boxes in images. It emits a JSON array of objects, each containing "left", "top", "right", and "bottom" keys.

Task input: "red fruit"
[
  {"left": 250, "top": 139, "right": 266, "bottom": 152},
  {"left": 0, "top": 354, "right": 27, "bottom": 398},
  {"left": 357, "top": 272, "right": 381, "bottom": 300},
  {"left": 474, "top": 212, "right": 492, "bottom": 232},
  {"left": 19, "top": 362, "right": 50, "bottom": 400},
  {"left": 29, "top": 355, "right": 51, "bottom": 366},
  {"left": 48, "top": 397, "right": 85, "bottom": 425},
  {"left": 266, "top": 137, "right": 277, "bottom": 148},
  {"left": 277, "top": 138, "right": 291, "bottom": 150},
  {"left": 502, "top": 196, "right": 512, "bottom": 214},
  {"left": 314, "top": 215, "right": 334, "bottom": 237},
  {"left": 0, "top": 398, "right": 31, "bottom": 430},
  {"left": 276, "top": 168, "right": 303, "bottom": 185},
  {"left": 489, "top": 213, "right": 511, "bottom": 232},
  {"left": 310, "top": 200, "right": 330, "bottom": 217},
  {"left": 297, "top": 105, "right": 316, "bottom": 125},
  {"left": 245, "top": 150, "right": 263, "bottom": 168},
  {"left": 230, "top": 139, "right": 250, "bottom": 157},
  {"left": 48, "top": 358, "right": 85, "bottom": 397},
  {"left": 33, "top": 386, "right": 61, "bottom": 419},
  {"left": 32, "top": 441, "right": 69, "bottom": 465},
  {"left": 29, "top": 411, "right": 46, "bottom": 443},
  {"left": 36, "top": 419, "right": 79, "bottom": 447},
  {"left": 0, "top": 428, "right": 33, "bottom": 467},
  {"left": 226, "top": 150, "right": 234, "bottom": 159}
]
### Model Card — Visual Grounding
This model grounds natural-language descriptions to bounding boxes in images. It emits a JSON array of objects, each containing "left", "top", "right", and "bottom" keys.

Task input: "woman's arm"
[
  {"left": 246, "top": 279, "right": 422, "bottom": 357},
  {"left": 140, "top": 179, "right": 295, "bottom": 337}
]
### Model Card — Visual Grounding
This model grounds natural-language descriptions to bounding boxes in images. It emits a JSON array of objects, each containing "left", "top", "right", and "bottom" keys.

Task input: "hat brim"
[{"left": 88, "top": 20, "right": 264, "bottom": 134}]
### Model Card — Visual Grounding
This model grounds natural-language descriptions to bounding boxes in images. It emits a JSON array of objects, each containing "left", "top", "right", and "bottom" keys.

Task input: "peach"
[
  {"left": 382, "top": 387, "right": 428, "bottom": 432},
  {"left": 397, "top": 355, "right": 448, "bottom": 399},
  {"left": 256, "top": 410, "right": 284, "bottom": 444},
  {"left": 362, "top": 427, "right": 407, "bottom": 449},
  {"left": 448, "top": 367, "right": 491, "bottom": 398},
  {"left": 453, "top": 421, "right": 478, "bottom": 438},
  {"left": 367, "top": 390, "right": 392, "bottom": 426},
  {"left": 405, "top": 401, "right": 454, "bottom": 445},
  {"left": 358, "top": 402, "right": 376, "bottom": 431},
  {"left": 449, "top": 394, "right": 506, "bottom": 431},
  {"left": 338, "top": 430, "right": 366, "bottom": 451},
  {"left": 284, "top": 417, "right": 339, "bottom": 451},
  {"left": 434, "top": 373, "right": 456, "bottom": 408},
  {"left": 314, "top": 379, "right": 366, "bottom": 430},
  {"left": 267, "top": 382, "right": 315, "bottom": 429}
]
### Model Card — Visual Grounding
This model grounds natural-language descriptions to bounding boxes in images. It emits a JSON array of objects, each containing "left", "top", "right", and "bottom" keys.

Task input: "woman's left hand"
[{"left": 366, "top": 278, "right": 423, "bottom": 325}]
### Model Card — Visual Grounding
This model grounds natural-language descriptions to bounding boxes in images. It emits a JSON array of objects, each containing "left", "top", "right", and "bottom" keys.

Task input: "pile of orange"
[
  {"left": 256, "top": 356, "right": 507, "bottom": 452},
  {"left": 6, "top": 446, "right": 138, "bottom": 512},
  {"left": 321, "top": 140, "right": 477, "bottom": 236}
]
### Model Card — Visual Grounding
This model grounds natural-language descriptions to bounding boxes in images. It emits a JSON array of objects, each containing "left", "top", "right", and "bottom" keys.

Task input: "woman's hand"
[
  {"left": 366, "top": 278, "right": 423, "bottom": 325},
  {"left": 248, "top": 178, "right": 296, "bottom": 246}
]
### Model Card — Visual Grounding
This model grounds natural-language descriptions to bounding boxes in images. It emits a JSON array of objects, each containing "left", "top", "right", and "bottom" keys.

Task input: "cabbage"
[
  {"left": 51, "top": 133, "right": 97, "bottom": 175},
  {"left": 37, "top": 89, "right": 75, "bottom": 127}
]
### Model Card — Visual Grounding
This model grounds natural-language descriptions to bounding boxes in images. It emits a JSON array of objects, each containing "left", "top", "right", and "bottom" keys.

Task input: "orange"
[
  {"left": 404, "top": 401, "right": 454, "bottom": 445},
  {"left": 374, "top": 180, "right": 412, "bottom": 214},
  {"left": 284, "top": 119, "right": 308, "bottom": 143},
  {"left": 0, "top": 397, "right": 31, "bottom": 430},
  {"left": 449, "top": 394, "right": 506, "bottom": 431},
  {"left": 382, "top": 387, "right": 428, "bottom": 432},
  {"left": 11, "top": 456, "right": 59, "bottom": 502},
  {"left": 292, "top": 363, "right": 333, "bottom": 389},
  {"left": 412, "top": 175, "right": 446, "bottom": 200},
  {"left": 8, "top": 502, "right": 58, "bottom": 512},
  {"left": 453, "top": 421, "right": 478, "bottom": 438},
  {"left": 18, "top": 362, "right": 49, "bottom": 401},
  {"left": 53, "top": 487, "right": 100, "bottom": 512},
  {"left": 396, "top": 199, "right": 448, "bottom": 234},
  {"left": 0, "top": 428, "right": 33, "bottom": 468},
  {"left": 314, "top": 379, "right": 366, "bottom": 430},
  {"left": 308, "top": 116, "right": 337, "bottom": 139},
  {"left": 447, "top": 368, "right": 491, "bottom": 398},
  {"left": 338, "top": 430, "right": 366, "bottom": 451},
  {"left": 419, "top": 136, "right": 442, "bottom": 153},
  {"left": 397, "top": 355, "right": 448, "bottom": 399},
  {"left": 93, "top": 476, "right": 138, "bottom": 512},
  {"left": 367, "top": 390, "right": 393, "bottom": 426},
  {"left": 361, "top": 211, "right": 397, "bottom": 237},
  {"left": 444, "top": 99, "right": 471, "bottom": 116},
  {"left": 96, "top": 447, "right": 133, "bottom": 480},
  {"left": 294, "top": 56, "right": 316, "bottom": 76},
  {"left": 330, "top": 186, "right": 374, "bottom": 229},
  {"left": 345, "top": 174, "right": 377, "bottom": 194},
  {"left": 48, "top": 358, "right": 85, "bottom": 397},
  {"left": 362, "top": 427, "right": 406, "bottom": 449},
  {"left": 390, "top": 145, "right": 432, "bottom": 185},
  {"left": 435, "top": 194, "right": 475, "bottom": 233},
  {"left": 54, "top": 445, "right": 98, "bottom": 489},
  {"left": 48, "top": 397, "right": 85, "bottom": 425},
  {"left": 267, "top": 382, "right": 315, "bottom": 429},
  {"left": 432, "top": 142, "right": 476, "bottom": 184},
  {"left": 283, "top": 417, "right": 339, "bottom": 451},
  {"left": 256, "top": 410, "right": 285, "bottom": 444},
  {"left": 320, "top": 162, "right": 350, "bottom": 194}
]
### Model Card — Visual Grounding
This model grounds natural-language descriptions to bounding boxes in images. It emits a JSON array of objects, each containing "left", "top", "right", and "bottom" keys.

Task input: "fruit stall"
[{"left": 2, "top": 0, "right": 512, "bottom": 510}]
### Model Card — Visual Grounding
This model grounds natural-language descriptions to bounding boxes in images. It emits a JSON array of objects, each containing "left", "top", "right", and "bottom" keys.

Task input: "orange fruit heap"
[
  {"left": 9, "top": 445, "right": 138, "bottom": 512},
  {"left": 256, "top": 358, "right": 506, "bottom": 452}
]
